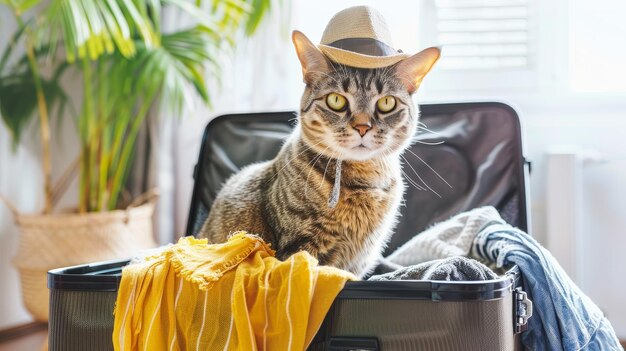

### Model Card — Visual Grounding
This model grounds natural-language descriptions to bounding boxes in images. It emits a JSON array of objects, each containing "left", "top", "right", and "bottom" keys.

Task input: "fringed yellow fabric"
[{"left": 112, "top": 232, "right": 356, "bottom": 351}]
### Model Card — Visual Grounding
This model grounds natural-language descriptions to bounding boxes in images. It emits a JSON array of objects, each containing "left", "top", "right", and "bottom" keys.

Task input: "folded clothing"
[
  {"left": 368, "top": 256, "right": 498, "bottom": 281},
  {"left": 385, "top": 206, "right": 502, "bottom": 266},
  {"left": 382, "top": 206, "right": 622, "bottom": 351},
  {"left": 113, "top": 233, "right": 356, "bottom": 351},
  {"left": 368, "top": 206, "right": 502, "bottom": 282}
]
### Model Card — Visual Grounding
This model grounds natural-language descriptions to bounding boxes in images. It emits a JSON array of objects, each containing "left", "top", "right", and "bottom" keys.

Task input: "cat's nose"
[
  {"left": 351, "top": 114, "right": 372, "bottom": 136},
  {"left": 352, "top": 123, "right": 372, "bottom": 136}
]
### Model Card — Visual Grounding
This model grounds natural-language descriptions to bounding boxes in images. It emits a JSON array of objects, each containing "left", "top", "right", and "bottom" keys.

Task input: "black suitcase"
[{"left": 49, "top": 102, "right": 532, "bottom": 350}]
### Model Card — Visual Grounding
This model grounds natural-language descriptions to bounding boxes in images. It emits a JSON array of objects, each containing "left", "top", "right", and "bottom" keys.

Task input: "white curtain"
[
  {"left": 155, "top": 3, "right": 301, "bottom": 243},
  {"left": 0, "top": 127, "right": 44, "bottom": 328}
]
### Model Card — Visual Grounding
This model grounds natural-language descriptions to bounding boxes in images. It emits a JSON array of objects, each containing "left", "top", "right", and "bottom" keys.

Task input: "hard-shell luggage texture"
[{"left": 49, "top": 102, "right": 532, "bottom": 350}]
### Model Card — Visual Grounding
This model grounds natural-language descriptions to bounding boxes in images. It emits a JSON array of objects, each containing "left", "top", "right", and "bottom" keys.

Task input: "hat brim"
[{"left": 318, "top": 44, "right": 409, "bottom": 69}]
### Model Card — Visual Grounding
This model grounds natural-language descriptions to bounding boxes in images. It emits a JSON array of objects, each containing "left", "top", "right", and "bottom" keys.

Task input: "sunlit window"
[{"left": 568, "top": 0, "right": 626, "bottom": 92}]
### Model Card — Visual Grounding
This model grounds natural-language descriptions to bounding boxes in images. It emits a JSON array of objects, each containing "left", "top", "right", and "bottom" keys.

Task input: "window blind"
[{"left": 434, "top": 0, "right": 532, "bottom": 70}]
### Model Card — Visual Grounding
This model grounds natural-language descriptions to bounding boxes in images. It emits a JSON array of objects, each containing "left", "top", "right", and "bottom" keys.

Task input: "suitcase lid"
[{"left": 187, "top": 102, "right": 529, "bottom": 254}]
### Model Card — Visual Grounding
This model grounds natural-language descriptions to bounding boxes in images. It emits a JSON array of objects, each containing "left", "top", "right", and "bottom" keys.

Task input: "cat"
[{"left": 199, "top": 30, "right": 440, "bottom": 277}]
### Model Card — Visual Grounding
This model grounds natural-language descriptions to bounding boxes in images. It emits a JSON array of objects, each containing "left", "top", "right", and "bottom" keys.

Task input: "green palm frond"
[
  {"left": 39, "top": 0, "right": 159, "bottom": 62},
  {"left": 195, "top": 0, "right": 270, "bottom": 37},
  {"left": 0, "top": 68, "right": 68, "bottom": 150},
  {"left": 243, "top": 0, "right": 271, "bottom": 35},
  {"left": 156, "top": 27, "right": 215, "bottom": 108},
  {"left": 0, "top": 16, "right": 70, "bottom": 149},
  {"left": 100, "top": 25, "right": 218, "bottom": 209},
  {"left": 102, "top": 26, "right": 215, "bottom": 115}
]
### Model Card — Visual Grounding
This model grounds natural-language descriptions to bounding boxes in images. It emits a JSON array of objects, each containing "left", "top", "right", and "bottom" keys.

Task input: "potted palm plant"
[{"left": 0, "top": 0, "right": 272, "bottom": 321}]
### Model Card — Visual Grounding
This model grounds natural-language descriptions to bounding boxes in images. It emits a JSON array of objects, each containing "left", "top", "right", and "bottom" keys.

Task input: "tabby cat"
[{"left": 199, "top": 31, "right": 440, "bottom": 277}]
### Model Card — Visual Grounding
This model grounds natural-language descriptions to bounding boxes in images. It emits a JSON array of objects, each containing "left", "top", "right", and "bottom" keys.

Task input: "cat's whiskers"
[
  {"left": 406, "top": 123, "right": 452, "bottom": 189},
  {"left": 386, "top": 139, "right": 440, "bottom": 196},
  {"left": 410, "top": 138, "right": 445, "bottom": 146},
  {"left": 375, "top": 149, "right": 425, "bottom": 192},
  {"left": 401, "top": 169, "right": 426, "bottom": 191},
  {"left": 405, "top": 148, "right": 453, "bottom": 189},
  {"left": 396, "top": 156, "right": 426, "bottom": 191},
  {"left": 411, "top": 123, "right": 445, "bottom": 146},
  {"left": 417, "top": 121, "right": 443, "bottom": 135},
  {"left": 288, "top": 111, "right": 299, "bottom": 124},
  {"left": 400, "top": 154, "right": 441, "bottom": 198}
]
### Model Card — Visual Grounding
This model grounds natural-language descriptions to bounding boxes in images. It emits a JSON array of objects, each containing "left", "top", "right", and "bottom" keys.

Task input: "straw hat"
[{"left": 317, "top": 6, "right": 410, "bottom": 69}]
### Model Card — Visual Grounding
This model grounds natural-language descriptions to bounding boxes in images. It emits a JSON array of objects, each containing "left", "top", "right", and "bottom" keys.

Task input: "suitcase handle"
[{"left": 328, "top": 336, "right": 379, "bottom": 351}]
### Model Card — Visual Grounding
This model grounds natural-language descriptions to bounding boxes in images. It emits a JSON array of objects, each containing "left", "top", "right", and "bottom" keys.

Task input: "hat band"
[{"left": 327, "top": 38, "right": 401, "bottom": 57}]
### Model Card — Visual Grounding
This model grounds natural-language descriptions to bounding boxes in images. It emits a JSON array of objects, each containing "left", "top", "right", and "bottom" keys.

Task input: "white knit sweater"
[{"left": 386, "top": 206, "right": 504, "bottom": 266}]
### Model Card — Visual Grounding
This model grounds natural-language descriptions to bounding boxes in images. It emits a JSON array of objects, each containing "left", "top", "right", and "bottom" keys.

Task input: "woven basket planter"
[{"left": 8, "top": 200, "right": 157, "bottom": 321}]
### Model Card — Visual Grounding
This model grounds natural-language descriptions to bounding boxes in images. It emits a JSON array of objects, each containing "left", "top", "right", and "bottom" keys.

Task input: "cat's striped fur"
[{"left": 199, "top": 31, "right": 440, "bottom": 277}]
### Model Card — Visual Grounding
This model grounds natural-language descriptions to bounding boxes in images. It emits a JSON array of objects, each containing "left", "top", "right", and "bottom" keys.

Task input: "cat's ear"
[
  {"left": 292, "top": 30, "right": 331, "bottom": 84},
  {"left": 395, "top": 47, "right": 441, "bottom": 94}
]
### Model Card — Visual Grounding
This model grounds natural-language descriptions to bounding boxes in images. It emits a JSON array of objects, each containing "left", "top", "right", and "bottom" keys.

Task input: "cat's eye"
[
  {"left": 326, "top": 93, "right": 348, "bottom": 112},
  {"left": 376, "top": 96, "right": 396, "bottom": 113}
]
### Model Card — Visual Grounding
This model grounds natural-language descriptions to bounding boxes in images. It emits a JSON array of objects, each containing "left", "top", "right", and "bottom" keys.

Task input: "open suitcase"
[{"left": 48, "top": 102, "right": 532, "bottom": 350}]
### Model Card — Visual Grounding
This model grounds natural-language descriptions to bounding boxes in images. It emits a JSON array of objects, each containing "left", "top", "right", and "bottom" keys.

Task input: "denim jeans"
[{"left": 472, "top": 223, "right": 623, "bottom": 351}]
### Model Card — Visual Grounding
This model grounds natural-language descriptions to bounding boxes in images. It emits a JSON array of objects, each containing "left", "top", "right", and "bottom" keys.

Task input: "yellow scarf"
[{"left": 113, "top": 233, "right": 356, "bottom": 350}]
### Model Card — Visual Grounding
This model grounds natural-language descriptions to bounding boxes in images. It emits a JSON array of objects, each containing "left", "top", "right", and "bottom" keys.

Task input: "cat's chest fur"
[
  {"left": 269, "top": 144, "right": 404, "bottom": 276},
  {"left": 329, "top": 180, "right": 398, "bottom": 239},
  {"left": 319, "top": 171, "right": 403, "bottom": 274}
]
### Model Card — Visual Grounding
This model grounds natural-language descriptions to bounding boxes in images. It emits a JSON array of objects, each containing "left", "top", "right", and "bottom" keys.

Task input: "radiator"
[{"left": 545, "top": 147, "right": 602, "bottom": 286}]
